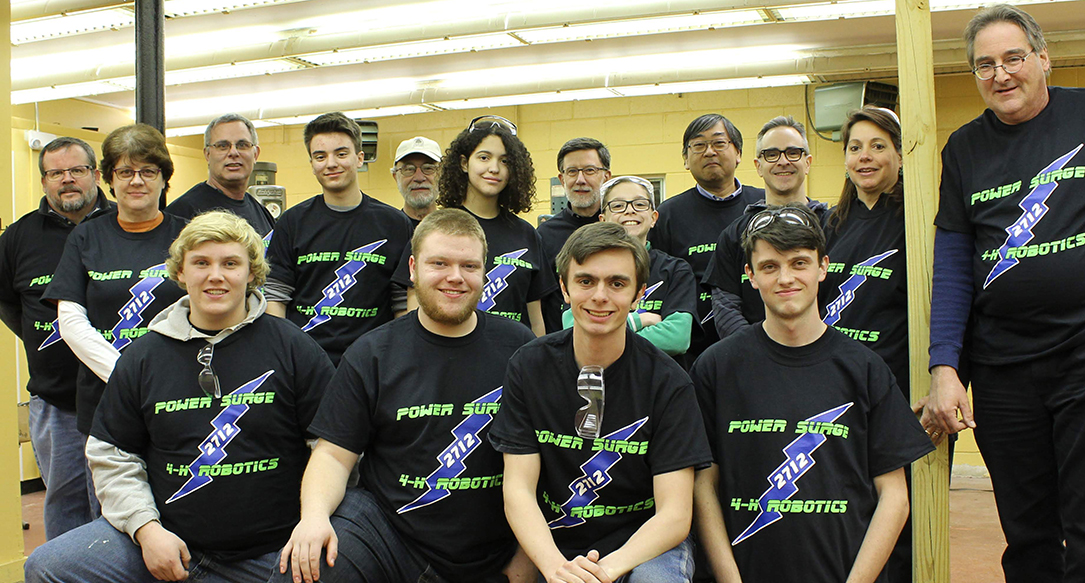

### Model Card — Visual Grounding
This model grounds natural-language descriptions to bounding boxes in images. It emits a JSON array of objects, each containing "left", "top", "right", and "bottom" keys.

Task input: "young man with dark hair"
[
  {"left": 274, "top": 208, "right": 537, "bottom": 583},
  {"left": 650, "top": 114, "right": 765, "bottom": 361},
  {"left": 538, "top": 137, "right": 613, "bottom": 333},
  {"left": 0, "top": 136, "right": 113, "bottom": 540},
  {"left": 25, "top": 211, "right": 334, "bottom": 583},
  {"left": 690, "top": 204, "right": 933, "bottom": 583},
  {"left": 492, "top": 221, "right": 712, "bottom": 582},
  {"left": 265, "top": 112, "right": 413, "bottom": 365}
]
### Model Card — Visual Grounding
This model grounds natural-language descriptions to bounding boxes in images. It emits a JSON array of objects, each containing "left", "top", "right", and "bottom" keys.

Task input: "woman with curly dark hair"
[{"left": 434, "top": 116, "right": 556, "bottom": 336}]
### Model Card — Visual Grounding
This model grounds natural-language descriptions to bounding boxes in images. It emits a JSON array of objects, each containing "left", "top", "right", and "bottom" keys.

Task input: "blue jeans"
[
  {"left": 539, "top": 537, "right": 694, "bottom": 583},
  {"left": 25, "top": 517, "right": 278, "bottom": 583},
  {"left": 28, "top": 396, "right": 93, "bottom": 540}
]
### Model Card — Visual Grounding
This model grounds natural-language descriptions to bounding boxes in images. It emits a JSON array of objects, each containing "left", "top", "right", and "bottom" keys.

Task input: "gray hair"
[
  {"left": 756, "top": 116, "right": 809, "bottom": 156},
  {"left": 39, "top": 137, "right": 97, "bottom": 176},
  {"left": 204, "top": 113, "right": 259, "bottom": 147},
  {"left": 964, "top": 4, "right": 1047, "bottom": 69}
]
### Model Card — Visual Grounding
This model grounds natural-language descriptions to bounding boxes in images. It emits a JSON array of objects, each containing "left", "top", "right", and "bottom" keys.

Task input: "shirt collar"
[{"left": 696, "top": 178, "right": 744, "bottom": 202}]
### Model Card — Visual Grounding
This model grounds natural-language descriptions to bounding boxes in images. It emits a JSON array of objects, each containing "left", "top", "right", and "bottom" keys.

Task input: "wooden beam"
[{"left": 894, "top": 0, "right": 950, "bottom": 581}]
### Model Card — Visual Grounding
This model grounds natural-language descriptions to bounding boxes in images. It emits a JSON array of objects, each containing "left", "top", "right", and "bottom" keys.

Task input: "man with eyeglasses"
[
  {"left": 492, "top": 221, "right": 712, "bottom": 583},
  {"left": 538, "top": 137, "right": 613, "bottom": 332},
  {"left": 702, "top": 116, "right": 828, "bottom": 340},
  {"left": 25, "top": 211, "right": 334, "bottom": 583},
  {"left": 390, "top": 136, "right": 442, "bottom": 225},
  {"left": 928, "top": 5, "right": 1085, "bottom": 581},
  {"left": 0, "top": 137, "right": 113, "bottom": 541},
  {"left": 650, "top": 114, "right": 765, "bottom": 362},
  {"left": 166, "top": 113, "right": 275, "bottom": 236},
  {"left": 690, "top": 204, "right": 932, "bottom": 583}
]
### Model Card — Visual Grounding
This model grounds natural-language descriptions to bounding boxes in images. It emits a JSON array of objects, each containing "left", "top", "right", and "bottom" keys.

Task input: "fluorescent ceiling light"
[
  {"left": 164, "top": 59, "right": 311, "bottom": 85},
  {"left": 776, "top": 0, "right": 896, "bottom": 21},
  {"left": 12, "top": 44, "right": 135, "bottom": 82},
  {"left": 11, "top": 80, "right": 134, "bottom": 105},
  {"left": 615, "top": 75, "right": 811, "bottom": 97},
  {"left": 11, "top": 8, "right": 134, "bottom": 45},
  {"left": 515, "top": 10, "right": 767, "bottom": 44},
  {"left": 301, "top": 34, "right": 522, "bottom": 67},
  {"left": 434, "top": 88, "right": 617, "bottom": 110},
  {"left": 163, "top": 0, "right": 310, "bottom": 17}
]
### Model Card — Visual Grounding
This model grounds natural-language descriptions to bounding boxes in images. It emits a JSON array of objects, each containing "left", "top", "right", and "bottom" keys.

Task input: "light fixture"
[
  {"left": 162, "top": 0, "right": 311, "bottom": 18},
  {"left": 163, "top": 59, "right": 311, "bottom": 85},
  {"left": 614, "top": 75, "right": 812, "bottom": 97},
  {"left": 300, "top": 34, "right": 522, "bottom": 67},
  {"left": 514, "top": 10, "right": 768, "bottom": 44},
  {"left": 12, "top": 80, "right": 135, "bottom": 105},
  {"left": 434, "top": 88, "right": 617, "bottom": 110},
  {"left": 11, "top": 7, "right": 135, "bottom": 45}
]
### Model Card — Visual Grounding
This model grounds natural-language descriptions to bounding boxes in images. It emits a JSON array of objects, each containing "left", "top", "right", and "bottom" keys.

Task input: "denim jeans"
[
  {"left": 25, "top": 517, "right": 277, "bottom": 583},
  {"left": 538, "top": 537, "right": 694, "bottom": 583},
  {"left": 28, "top": 396, "right": 93, "bottom": 540}
]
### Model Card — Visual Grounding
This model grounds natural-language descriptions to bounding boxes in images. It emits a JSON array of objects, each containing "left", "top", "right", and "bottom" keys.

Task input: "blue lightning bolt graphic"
[
  {"left": 823, "top": 250, "right": 898, "bottom": 326},
  {"left": 984, "top": 144, "right": 1083, "bottom": 289},
  {"left": 732, "top": 402, "right": 853, "bottom": 545},
  {"left": 302, "top": 240, "right": 387, "bottom": 332},
  {"left": 262, "top": 230, "right": 274, "bottom": 254},
  {"left": 635, "top": 282, "right": 664, "bottom": 314},
  {"left": 166, "top": 370, "right": 274, "bottom": 504},
  {"left": 548, "top": 417, "right": 648, "bottom": 529},
  {"left": 477, "top": 249, "right": 527, "bottom": 312},
  {"left": 398, "top": 386, "right": 503, "bottom": 513},
  {"left": 109, "top": 263, "right": 168, "bottom": 351},
  {"left": 39, "top": 319, "right": 62, "bottom": 350}
]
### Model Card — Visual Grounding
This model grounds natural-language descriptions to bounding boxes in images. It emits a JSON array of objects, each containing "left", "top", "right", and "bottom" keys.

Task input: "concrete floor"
[{"left": 21, "top": 475, "right": 1008, "bottom": 581}]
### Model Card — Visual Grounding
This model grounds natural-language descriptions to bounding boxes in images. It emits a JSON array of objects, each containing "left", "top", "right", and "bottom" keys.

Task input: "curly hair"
[{"left": 436, "top": 124, "right": 537, "bottom": 215}]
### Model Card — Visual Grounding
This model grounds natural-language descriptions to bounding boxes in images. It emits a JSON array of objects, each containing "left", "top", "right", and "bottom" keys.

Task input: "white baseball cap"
[{"left": 394, "top": 136, "right": 442, "bottom": 163}]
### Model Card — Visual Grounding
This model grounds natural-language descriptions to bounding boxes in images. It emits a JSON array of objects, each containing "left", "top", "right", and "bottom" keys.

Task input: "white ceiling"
[{"left": 11, "top": 0, "right": 1085, "bottom": 133}]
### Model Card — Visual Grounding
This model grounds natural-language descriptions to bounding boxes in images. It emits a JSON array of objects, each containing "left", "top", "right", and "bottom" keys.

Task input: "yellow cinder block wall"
[{"left": 6, "top": 67, "right": 1085, "bottom": 498}]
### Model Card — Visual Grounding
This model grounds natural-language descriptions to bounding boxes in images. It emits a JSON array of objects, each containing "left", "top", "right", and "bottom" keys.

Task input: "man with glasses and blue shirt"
[
  {"left": 167, "top": 114, "right": 275, "bottom": 236},
  {"left": 927, "top": 5, "right": 1085, "bottom": 581},
  {"left": 0, "top": 136, "right": 113, "bottom": 541},
  {"left": 25, "top": 211, "right": 334, "bottom": 583},
  {"left": 702, "top": 116, "right": 828, "bottom": 339},
  {"left": 391, "top": 136, "right": 442, "bottom": 226},
  {"left": 539, "top": 137, "right": 613, "bottom": 332},
  {"left": 650, "top": 114, "right": 765, "bottom": 362}
]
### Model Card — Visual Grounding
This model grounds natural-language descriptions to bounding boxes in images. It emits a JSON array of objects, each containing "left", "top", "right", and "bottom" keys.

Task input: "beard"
[
  {"left": 51, "top": 187, "right": 95, "bottom": 213},
  {"left": 415, "top": 283, "right": 480, "bottom": 326}
]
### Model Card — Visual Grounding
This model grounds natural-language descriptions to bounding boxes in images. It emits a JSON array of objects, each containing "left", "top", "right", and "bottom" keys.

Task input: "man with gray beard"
[{"left": 391, "top": 136, "right": 442, "bottom": 225}]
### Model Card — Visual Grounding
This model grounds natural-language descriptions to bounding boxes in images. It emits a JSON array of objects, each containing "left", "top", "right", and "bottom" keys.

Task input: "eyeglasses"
[
  {"left": 688, "top": 139, "right": 731, "bottom": 155},
  {"left": 759, "top": 147, "right": 807, "bottom": 163},
  {"left": 208, "top": 140, "right": 255, "bottom": 153},
  {"left": 562, "top": 166, "right": 607, "bottom": 179},
  {"left": 197, "top": 344, "right": 221, "bottom": 398},
  {"left": 113, "top": 167, "right": 161, "bottom": 181},
  {"left": 394, "top": 163, "right": 438, "bottom": 177},
  {"left": 605, "top": 198, "right": 653, "bottom": 214},
  {"left": 469, "top": 115, "right": 518, "bottom": 136},
  {"left": 743, "top": 207, "right": 816, "bottom": 240},
  {"left": 574, "top": 365, "right": 605, "bottom": 440},
  {"left": 43, "top": 165, "right": 94, "bottom": 182},
  {"left": 972, "top": 51, "right": 1035, "bottom": 80}
]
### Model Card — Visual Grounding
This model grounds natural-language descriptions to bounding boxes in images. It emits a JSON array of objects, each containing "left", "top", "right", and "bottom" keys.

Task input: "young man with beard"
[
  {"left": 275, "top": 209, "right": 537, "bottom": 583},
  {"left": 492, "top": 222, "right": 712, "bottom": 582},
  {"left": 690, "top": 204, "right": 932, "bottom": 583},
  {"left": 25, "top": 211, "right": 334, "bottom": 582},
  {"left": 390, "top": 136, "right": 442, "bottom": 225}
]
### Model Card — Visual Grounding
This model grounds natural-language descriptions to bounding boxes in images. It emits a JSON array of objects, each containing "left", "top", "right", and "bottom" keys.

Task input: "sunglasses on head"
[{"left": 468, "top": 115, "right": 518, "bottom": 136}]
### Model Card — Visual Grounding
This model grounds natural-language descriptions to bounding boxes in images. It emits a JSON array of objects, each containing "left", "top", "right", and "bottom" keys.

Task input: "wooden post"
[{"left": 895, "top": 0, "right": 950, "bottom": 581}]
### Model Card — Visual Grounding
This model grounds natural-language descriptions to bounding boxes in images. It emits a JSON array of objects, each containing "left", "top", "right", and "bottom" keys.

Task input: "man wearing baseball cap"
[{"left": 391, "top": 136, "right": 442, "bottom": 225}]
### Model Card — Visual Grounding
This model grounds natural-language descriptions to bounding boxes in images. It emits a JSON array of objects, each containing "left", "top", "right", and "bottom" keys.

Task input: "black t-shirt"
[
  {"left": 538, "top": 207, "right": 600, "bottom": 333},
  {"left": 166, "top": 182, "right": 275, "bottom": 236},
  {"left": 649, "top": 184, "right": 765, "bottom": 356},
  {"left": 42, "top": 212, "right": 188, "bottom": 433},
  {"left": 91, "top": 313, "right": 333, "bottom": 561},
  {"left": 702, "top": 200, "right": 830, "bottom": 327},
  {"left": 393, "top": 208, "right": 557, "bottom": 328},
  {"left": 0, "top": 196, "right": 112, "bottom": 410},
  {"left": 640, "top": 248, "right": 697, "bottom": 321},
  {"left": 309, "top": 311, "right": 535, "bottom": 580},
  {"left": 822, "top": 196, "right": 909, "bottom": 392},
  {"left": 489, "top": 329, "right": 713, "bottom": 558},
  {"left": 266, "top": 193, "right": 413, "bottom": 365},
  {"left": 935, "top": 86, "right": 1085, "bottom": 364},
  {"left": 689, "top": 325, "right": 933, "bottom": 583}
]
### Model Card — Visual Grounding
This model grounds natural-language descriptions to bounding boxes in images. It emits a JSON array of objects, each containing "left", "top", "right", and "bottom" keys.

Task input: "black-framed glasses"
[
  {"left": 208, "top": 140, "right": 255, "bottom": 153},
  {"left": 197, "top": 344, "right": 221, "bottom": 398},
  {"left": 469, "top": 115, "right": 518, "bottom": 136},
  {"left": 562, "top": 166, "right": 607, "bottom": 179},
  {"left": 575, "top": 365, "right": 605, "bottom": 440},
  {"left": 743, "top": 207, "right": 816, "bottom": 240},
  {"left": 394, "top": 163, "right": 438, "bottom": 177},
  {"left": 688, "top": 139, "right": 731, "bottom": 155},
  {"left": 605, "top": 198, "right": 653, "bottom": 214},
  {"left": 43, "top": 165, "right": 94, "bottom": 182},
  {"left": 972, "top": 51, "right": 1034, "bottom": 80},
  {"left": 759, "top": 147, "right": 806, "bottom": 163},
  {"left": 113, "top": 167, "right": 161, "bottom": 181}
]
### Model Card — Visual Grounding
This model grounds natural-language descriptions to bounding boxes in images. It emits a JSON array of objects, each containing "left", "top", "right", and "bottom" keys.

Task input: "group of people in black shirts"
[{"left": 4, "top": 3, "right": 1082, "bottom": 582}]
